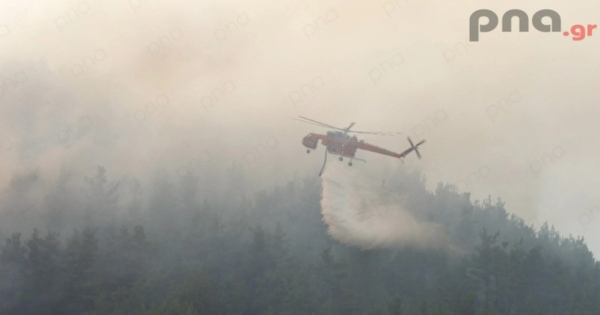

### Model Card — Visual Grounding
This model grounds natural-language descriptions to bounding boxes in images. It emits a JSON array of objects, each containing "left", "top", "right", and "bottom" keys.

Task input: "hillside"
[{"left": 0, "top": 166, "right": 598, "bottom": 315}]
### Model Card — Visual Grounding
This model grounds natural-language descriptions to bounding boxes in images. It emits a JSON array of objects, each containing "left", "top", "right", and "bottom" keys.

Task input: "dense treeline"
[{"left": 0, "top": 166, "right": 599, "bottom": 315}]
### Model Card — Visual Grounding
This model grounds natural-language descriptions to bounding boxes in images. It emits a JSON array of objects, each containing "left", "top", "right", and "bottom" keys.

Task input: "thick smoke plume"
[{"left": 320, "top": 160, "right": 447, "bottom": 250}]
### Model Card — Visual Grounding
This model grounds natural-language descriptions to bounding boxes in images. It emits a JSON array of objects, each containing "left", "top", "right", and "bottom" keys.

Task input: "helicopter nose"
[{"left": 302, "top": 135, "right": 318, "bottom": 149}]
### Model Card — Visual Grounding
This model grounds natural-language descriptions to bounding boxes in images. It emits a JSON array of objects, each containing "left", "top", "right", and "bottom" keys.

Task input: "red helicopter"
[{"left": 296, "top": 116, "right": 426, "bottom": 176}]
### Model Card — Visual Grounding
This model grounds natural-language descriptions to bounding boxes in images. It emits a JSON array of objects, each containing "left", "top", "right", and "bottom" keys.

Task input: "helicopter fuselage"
[
  {"left": 302, "top": 132, "right": 360, "bottom": 159},
  {"left": 296, "top": 116, "right": 425, "bottom": 175}
]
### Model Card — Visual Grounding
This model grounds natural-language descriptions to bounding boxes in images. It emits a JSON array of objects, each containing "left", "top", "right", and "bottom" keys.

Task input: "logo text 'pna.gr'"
[{"left": 470, "top": 9, "right": 596, "bottom": 42}]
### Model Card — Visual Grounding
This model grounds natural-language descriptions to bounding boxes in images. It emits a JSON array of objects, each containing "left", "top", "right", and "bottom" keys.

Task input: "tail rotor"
[{"left": 407, "top": 137, "right": 426, "bottom": 159}]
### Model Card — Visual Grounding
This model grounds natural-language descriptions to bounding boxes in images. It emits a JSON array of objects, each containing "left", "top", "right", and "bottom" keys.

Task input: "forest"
[{"left": 0, "top": 165, "right": 599, "bottom": 315}]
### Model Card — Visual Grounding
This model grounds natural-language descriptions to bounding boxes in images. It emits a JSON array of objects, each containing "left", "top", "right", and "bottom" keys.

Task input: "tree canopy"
[{"left": 0, "top": 166, "right": 598, "bottom": 315}]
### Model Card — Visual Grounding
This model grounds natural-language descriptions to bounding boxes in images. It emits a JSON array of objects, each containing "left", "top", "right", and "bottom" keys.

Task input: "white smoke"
[{"left": 320, "top": 160, "right": 448, "bottom": 250}]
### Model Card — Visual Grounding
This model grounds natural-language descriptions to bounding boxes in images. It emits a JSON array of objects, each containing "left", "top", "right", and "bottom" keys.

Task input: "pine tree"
[{"left": 387, "top": 295, "right": 403, "bottom": 315}]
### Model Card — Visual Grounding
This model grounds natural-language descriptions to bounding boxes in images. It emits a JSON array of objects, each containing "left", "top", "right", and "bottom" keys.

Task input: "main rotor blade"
[
  {"left": 349, "top": 130, "right": 403, "bottom": 136},
  {"left": 293, "top": 118, "right": 336, "bottom": 129},
  {"left": 296, "top": 117, "right": 402, "bottom": 136},
  {"left": 297, "top": 116, "right": 344, "bottom": 131}
]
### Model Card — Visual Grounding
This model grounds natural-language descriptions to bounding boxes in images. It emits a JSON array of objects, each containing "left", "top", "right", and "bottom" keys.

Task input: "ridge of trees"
[{"left": 0, "top": 166, "right": 597, "bottom": 315}]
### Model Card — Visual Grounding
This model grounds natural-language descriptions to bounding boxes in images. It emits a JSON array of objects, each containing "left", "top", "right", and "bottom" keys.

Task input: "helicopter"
[{"left": 296, "top": 116, "right": 426, "bottom": 176}]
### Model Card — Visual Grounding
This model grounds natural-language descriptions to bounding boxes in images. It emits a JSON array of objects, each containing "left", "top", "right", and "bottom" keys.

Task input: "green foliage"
[
  {"left": 1, "top": 168, "right": 600, "bottom": 315},
  {"left": 388, "top": 295, "right": 403, "bottom": 315}
]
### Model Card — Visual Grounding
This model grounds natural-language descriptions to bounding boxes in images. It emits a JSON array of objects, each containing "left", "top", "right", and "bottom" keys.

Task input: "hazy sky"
[{"left": 1, "top": 0, "right": 600, "bottom": 254}]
